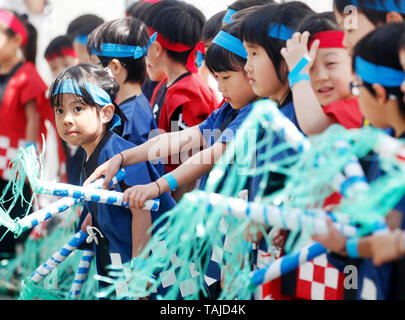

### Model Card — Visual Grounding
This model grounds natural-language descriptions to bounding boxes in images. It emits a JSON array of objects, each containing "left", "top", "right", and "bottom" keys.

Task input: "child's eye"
[
  {"left": 223, "top": 76, "right": 230, "bottom": 80},
  {"left": 74, "top": 106, "right": 83, "bottom": 112},
  {"left": 55, "top": 108, "right": 63, "bottom": 115}
]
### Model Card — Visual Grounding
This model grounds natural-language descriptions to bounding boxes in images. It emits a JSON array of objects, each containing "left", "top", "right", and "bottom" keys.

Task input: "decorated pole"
[
  {"left": 250, "top": 242, "right": 327, "bottom": 287},
  {"left": 186, "top": 190, "right": 358, "bottom": 238},
  {"left": 68, "top": 249, "right": 95, "bottom": 300},
  {"left": 30, "top": 231, "right": 89, "bottom": 283},
  {"left": 16, "top": 169, "right": 128, "bottom": 235},
  {"left": 35, "top": 181, "right": 160, "bottom": 211}
]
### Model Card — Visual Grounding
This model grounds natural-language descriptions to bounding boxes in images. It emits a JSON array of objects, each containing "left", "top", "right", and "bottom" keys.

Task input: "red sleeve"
[
  {"left": 323, "top": 97, "right": 364, "bottom": 129},
  {"left": 19, "top": 63, "right": 48, "bottom": 105}
]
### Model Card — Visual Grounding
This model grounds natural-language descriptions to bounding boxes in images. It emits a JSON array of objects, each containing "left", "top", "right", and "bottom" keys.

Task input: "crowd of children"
[{"left": 2, "top": 0, "right": 405, "bottom": 300}]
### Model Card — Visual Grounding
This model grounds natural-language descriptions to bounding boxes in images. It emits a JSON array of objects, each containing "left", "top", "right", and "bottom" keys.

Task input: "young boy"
[
  {"left": 145, "top": 0, "right": 218, "bottom": 201},
  {"left": 45, "top": 35, "right": 79, "bottom": 79},
  {"left": 87, "top": 17, "right": 165, "bottom": 176}
]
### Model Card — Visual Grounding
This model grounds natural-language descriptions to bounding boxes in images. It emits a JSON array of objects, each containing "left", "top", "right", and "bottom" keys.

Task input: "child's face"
[
  {"left": 399, "top": 49, "right": 405, "bottom": 103},
  {"left": 73, "top": 42, "right": 99, "bottom": 64},
  {"left": 334, "top": 9, "right": 376, "bottom": 55},
  {"left": 244, "top": 42, "right": 286, "bottom": 101},
  {"left": 48, "top": 56, "right": 79, "bottom": 79},
  {"left": 54, "top": 93, "right": 105, "bottom": 152},
  {"left": 310, "top": 48, "right": 354, "bottom": 106},
  {"left": 356, "top": 77, "right": 388, "bottom": 128},
  {"left": 214, "top": 69, "right": 257, "bottom": 109},
  {"left": 146, "top": 59, "right": 166, "bottom": 82},
  {"left": 0, "top": 28, "right": 20, "bottom": 63}
]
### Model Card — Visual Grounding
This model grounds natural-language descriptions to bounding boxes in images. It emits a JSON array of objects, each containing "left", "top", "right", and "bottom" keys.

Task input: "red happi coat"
[{"left": 0, "top": 62, "right": 65, "bottom": 180}]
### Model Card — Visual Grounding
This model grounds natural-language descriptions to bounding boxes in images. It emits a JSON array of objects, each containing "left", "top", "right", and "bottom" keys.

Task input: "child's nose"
[{"left": 63, "top": 112, "right": 74, "bottom": 125}]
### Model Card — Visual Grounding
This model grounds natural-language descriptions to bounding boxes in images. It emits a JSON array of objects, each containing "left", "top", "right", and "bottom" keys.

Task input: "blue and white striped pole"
[
  {"left": 68, "top": 249, "right": 95, "bottom": 300},
  {"left": 16, "top": 169, "right": 128, "bottom": 234},
  {"left": 188, "top": 191, "right": 358, "bottom": 238},
  {"left": 36, "top": 181, "right": 160, "bottom": 211},
  {"left": 30, "top": 231, "right": 89, "bottom": 283},
  {"left": 250, "top": 242, "right": 327, "bottom": 287}
]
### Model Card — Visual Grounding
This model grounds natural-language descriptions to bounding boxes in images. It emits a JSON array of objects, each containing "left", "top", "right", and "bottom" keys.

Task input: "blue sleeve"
[
  {"left": 199, "top": 108, "right": 219, "bottom": 136},
  {"left": 216, "top": 104, "right": 253, "bottom": 144}
]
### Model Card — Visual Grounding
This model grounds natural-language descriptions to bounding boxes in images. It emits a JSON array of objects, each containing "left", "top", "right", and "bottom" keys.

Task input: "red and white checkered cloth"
[
  {"left": 0, "top": 135, "right": 26, "bottom": 181},
  {"left": 296, "top": 253, "right": 345, "bottom": 300}
]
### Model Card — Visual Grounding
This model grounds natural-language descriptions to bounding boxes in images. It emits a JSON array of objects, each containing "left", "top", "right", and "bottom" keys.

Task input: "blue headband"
[
  {"left": 75, "top": 34, "right": 88, "bottom": 46},
  {"left": 53, "top": 79, "right": 121, "bottom": 131},
  {"left": 268, "top": 24, "right": 296, "bottom": 41},
  {"left": 212, "top": 31, "right": 247, "bottom": 59},
  {"left": 53, "top": 79, "right": 113, "bottom": 106},
  {"left": 355, "top": 56, "right": 405, "bottom": 87},
  {"left": 91, "top": 32, "right": 157, "bottom": 60},
  {"left": 223, "top": 9, "right": 237, "bottom": 24},
  {"left": 351, "top": 0, "right": 405, "bottom": 13}
]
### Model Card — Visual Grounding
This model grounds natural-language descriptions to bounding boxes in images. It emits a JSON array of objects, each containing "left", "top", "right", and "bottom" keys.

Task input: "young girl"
[
  {"left": 0, "top": 9, "right": 54, "bottom": 257},
  {"left": 83, "top": 20, "right": 258, "bottom": 299},
  {"left": 313, "top": 22, "right": 405, "bottom": 300},
  {"left": 87, "top": 17, "right": 165, "bottom": 176},
  {"left": 280, "top": 12, "right": 363, "bottom": 136},
  {"left": 49, "top": 64, "right": 176, "bottom": 296}
]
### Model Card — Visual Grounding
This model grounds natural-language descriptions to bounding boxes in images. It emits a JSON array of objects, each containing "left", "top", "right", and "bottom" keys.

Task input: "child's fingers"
[
  {"left": 292, "top": 32, "right": 301, "bottom": 45},
  {"left": 301, "top": 31, "right": 310, "bottom": 45},
  {"left": 309, "top": 39, "right": 320, "bottom": 60}
]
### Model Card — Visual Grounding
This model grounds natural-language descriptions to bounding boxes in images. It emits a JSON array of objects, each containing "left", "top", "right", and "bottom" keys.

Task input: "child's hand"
[
  {"left": 280, "top": 31, "right": 319, "bottom": 74},
  {"left": 369, "top": 230, "right": 405, "bottom": 266},
  {"left": 83, "top": 153, "right": 123, "bottom": 189},
  {"left": 80, "top": 213, "right": 93, "bottom": 233},
  {"left": 123, "top": 182, "right": 160, "bottom": 209},
  {"left": 312, "top": 218, "right": 347, "bottom": 255}
]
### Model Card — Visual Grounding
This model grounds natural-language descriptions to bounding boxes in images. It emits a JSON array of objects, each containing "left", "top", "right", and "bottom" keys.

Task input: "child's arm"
[
  {"left": 84, "top": 126, "right": 205, "bottom": 189},
  {"left": 281, "top": 32, "right": 337, "bottom": 136},
  {"left": 123, "top": 142, "right": 227, "bottom": 209},
  {"left": 131, "top": 208, "right": 152, "bottom": 258},
  {"left": 24, "top": 100, "right": 41, "bottom": 145},
  {"left": 369, "top": 230, "right": 405, "bottom": 266}
]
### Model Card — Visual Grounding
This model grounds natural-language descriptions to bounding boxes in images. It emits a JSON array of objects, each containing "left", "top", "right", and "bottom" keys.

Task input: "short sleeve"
[{"left": 216, "top": 105, "right": 253, "bottom": 144}]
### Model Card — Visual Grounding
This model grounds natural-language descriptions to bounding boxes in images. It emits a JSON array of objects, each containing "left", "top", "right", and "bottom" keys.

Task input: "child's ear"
[
  {"left": 386, "top": 12, "right": 403, "bottom": 23},
  {"left": 101, "top": 103, "right": 115, "bottom": 125},
  {"left": 152, "top": 41, "right": 164, "bottom": 58},
  {"left": 372, "top": 83, "right": 388, "bottom": 105},
  {"left": 109, "top": 59, "right": 124, "bottom": 76}
]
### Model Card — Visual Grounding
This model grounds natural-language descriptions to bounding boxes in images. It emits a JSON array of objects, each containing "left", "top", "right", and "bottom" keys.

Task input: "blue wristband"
[
  {"left": 288, "top": 55, "right": 311, "bottom": 88},
  {"left": 25, "top": 142, "right": 37, "bottom": 149},
  {"left": 163, "top": 173, "right": 178, "bottom": 191},
  {"left": 346, "top": 238, "right": 360, "bottom": 258}
]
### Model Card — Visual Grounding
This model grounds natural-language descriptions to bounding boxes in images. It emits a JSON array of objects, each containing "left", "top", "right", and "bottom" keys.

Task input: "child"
[
  {"left": 45, "top": 35, "right": 79, "bottom": 79},
  {"left": 86, "top": 18, "right": 165, "bottom": 160},
  {"left": 0, "top": 9, "right": 54, "bottom": 257},
  {"left": 66, "top": 14, "right": 104, "bottom": 64},
  {"left": 333, "top": 0, "right": 404, "bottom": 54},
  {"left": 239, "top": 1, "right": 315, "bottom": 300},
  {"left": 49, "top": 64, "right": 176, "bottom": 297},
  {"left": 127, "top": 1, "right": 166, "bottom": 102},
  {"left": 144, "top": 0, "right": 218, "bottom": 201},
  {"left": 83, "top": 20, "right": 258, "bottom": 298},
  {"left": 280, "top": 12, "right": 363, "bottom": 136},
  {"left": 313, "top": 22, "right": 405, "bottom": 300}
]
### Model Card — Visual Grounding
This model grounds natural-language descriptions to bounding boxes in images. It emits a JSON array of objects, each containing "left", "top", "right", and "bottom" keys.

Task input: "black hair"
[
  {"left": 298, "top": 12, "right": 341, "bottom": 43},
  {"left": 203, "top": 10, "right": 226, "bottom": 43},
  {"left": 205, "top": 20, "right": 246, "bottom": 74},
  {"left": 126, "top": 1, "right": 153, "bottom": 21},
  {"left": 145, "top": 0, "right": 206, "bottom": 65},
  {"left": 353, "top": 22, "right": 405, "bottom": 117},
  {"left": 87, "top": 17, "right": 148, "bottom": 84},
  {"left": 228, "top": 0, "right": 275, "bottom": 12},
  {"left": 67, "top": 14, "right": 105, "bottom": 39},
  {"left": 50, "top": 64, "right": 127, "bottom": 136},
  {"left": 240, "top": 2, "right": 314, "bottom": 84},
  {"left": 45, "top": 35, "right": 75, "bottom": 60},
  {"left": 334, "top": 0, "right": 405, "bottom": 26}
]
